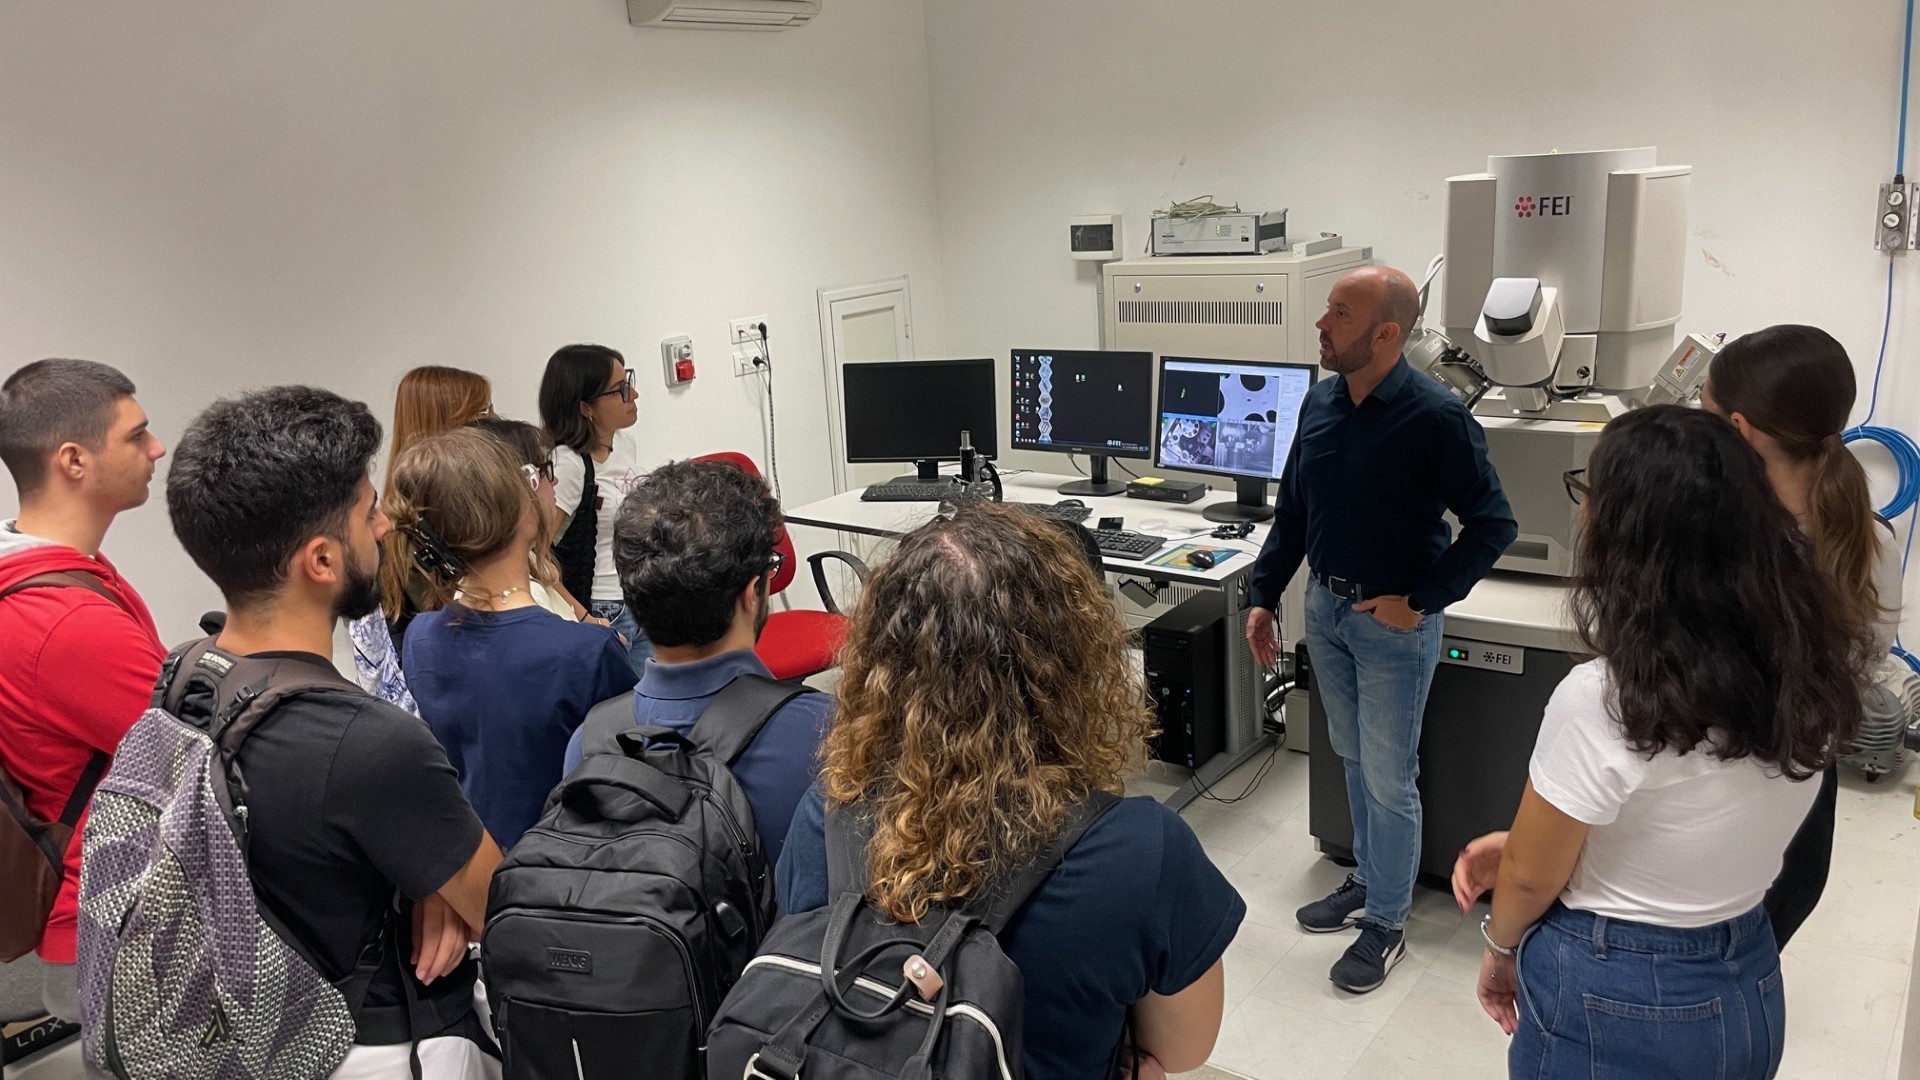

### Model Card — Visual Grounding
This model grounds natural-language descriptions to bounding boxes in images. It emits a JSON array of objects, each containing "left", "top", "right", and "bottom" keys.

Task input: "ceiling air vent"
[{"left": 627, "top": 0, "right": 821, "bottom": 30}]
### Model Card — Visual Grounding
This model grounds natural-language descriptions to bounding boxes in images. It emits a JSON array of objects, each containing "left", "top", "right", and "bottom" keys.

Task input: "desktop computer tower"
[{"left": 1145, "top": 591, "right": 1228, "bottom": 771}]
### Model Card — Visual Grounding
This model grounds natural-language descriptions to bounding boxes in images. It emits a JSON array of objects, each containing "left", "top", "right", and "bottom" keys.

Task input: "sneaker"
[
  {"left": 1330, "top": 921, "right": 1406, "bottom": 994},
  {"left": 1295, "top": 874, "right": 1367, "bottom": 933}
]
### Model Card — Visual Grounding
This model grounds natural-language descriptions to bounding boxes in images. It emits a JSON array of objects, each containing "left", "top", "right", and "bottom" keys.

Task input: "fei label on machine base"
[{"left": 1439, "top": 637, "right": 1525, "bottom": 675}]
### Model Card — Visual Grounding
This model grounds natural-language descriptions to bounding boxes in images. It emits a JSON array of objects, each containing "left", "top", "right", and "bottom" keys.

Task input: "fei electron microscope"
[{"left": 1305, "top": 147, "right": 1719, "bottom": 879}]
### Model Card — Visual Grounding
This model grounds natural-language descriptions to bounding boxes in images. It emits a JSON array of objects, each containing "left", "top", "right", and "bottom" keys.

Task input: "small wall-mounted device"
[
  {"left": 1878, "top": 180, "right": 1919, "bottom": 251},
  {"left": 661, "top": 335, "right": 695, "bottom": 388},
  {"left": 1069, "top": 214, "right": 1123, "bottom": 261}
]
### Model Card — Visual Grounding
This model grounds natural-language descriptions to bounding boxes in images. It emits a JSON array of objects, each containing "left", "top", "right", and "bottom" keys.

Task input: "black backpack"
[
  {"left": 0, "top": 572, "right": 120, "bottom": 962},
  {"left": 482, "top": 675, "right": 813, "bottom": 1080},
  {"left": 705, "top": 792, "right": 1120, "bottom": 1080}
]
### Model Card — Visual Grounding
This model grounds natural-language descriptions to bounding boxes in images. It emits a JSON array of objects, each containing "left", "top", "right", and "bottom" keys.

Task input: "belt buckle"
[{"left": 1325, "top": 574, "right": 1354, "bottom": 598}]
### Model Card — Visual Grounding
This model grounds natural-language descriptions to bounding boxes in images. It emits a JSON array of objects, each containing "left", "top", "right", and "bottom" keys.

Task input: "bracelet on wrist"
[{"left": 1480, "top": 914, "right": 1517, "bottom": 957}]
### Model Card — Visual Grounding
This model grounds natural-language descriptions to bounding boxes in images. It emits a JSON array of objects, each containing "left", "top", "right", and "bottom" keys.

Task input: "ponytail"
[{"left": 1806, "top": 433, "right": 1885, "bottom": 651}]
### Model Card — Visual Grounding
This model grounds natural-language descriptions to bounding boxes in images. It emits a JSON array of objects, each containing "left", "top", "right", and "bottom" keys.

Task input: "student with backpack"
[
  {"left": 481, "top": 459, "right": 829, "bottom": 1077},
  {"left": 389, "top": 427, "right": 635, "bottom": 851},
  {"left": 727, "top": 501, "right": 1242, "bottom": 1080},
  {"left": 78, "top": 386, "right": 504, "bottom": 1080},
  {"left": 558, "top": 456, "right": 831, "bottom": 858},
  {"left": 0, "top": 359, "right": 167, "bottom": 1022}
]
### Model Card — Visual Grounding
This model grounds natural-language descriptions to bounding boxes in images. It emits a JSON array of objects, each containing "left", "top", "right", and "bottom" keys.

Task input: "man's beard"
[
  {"left": 333, "top": 546, "right": 383, "bottom": 621},
  {"left": 1320, "top": 331, "right": 1376, "bottom": 375}
]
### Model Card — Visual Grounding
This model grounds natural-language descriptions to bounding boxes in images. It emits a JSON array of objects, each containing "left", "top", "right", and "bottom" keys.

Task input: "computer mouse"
[
  {"left": 1189, "top": 549, "right": 1217, "bottom": 570},
  {"left": 1058, "top": 499, "right": 1087, "bottom": 508}
]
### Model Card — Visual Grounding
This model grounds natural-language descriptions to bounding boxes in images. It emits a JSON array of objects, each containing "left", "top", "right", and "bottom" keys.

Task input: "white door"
[{"left": 818, "top": 278, "right": 913, "bottom": 494}]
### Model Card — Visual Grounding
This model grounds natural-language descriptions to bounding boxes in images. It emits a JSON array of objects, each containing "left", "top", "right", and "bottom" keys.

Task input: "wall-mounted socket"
[
  {"left": 728, "top": 315, "right": 770, "bottom": 346},
  {"left": 1877, "top": 180, "right": 1918, "bottom": 251},
  {"left": 733, "top": 348, "right": 762, "bottom": 378},
  {"left": 660, "top": 335, "right": 694, "bottom": 388}
]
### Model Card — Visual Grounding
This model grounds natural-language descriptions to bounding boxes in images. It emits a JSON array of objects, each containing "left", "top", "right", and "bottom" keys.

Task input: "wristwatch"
[
  {"left": 1407, "top": 596, "right": 1429, "bottom": 617},
  {"left": 1480, "top": 914, "right": 1517, "bottom": 957}
]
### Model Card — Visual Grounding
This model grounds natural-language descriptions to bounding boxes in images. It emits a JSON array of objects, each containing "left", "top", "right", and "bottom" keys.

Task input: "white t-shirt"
[
  {"left": 1529, "top": 660, "right": 1821, "bottom": 929},
  {"left": 550, "top": 430, "right": 642, "bottom": 603}
]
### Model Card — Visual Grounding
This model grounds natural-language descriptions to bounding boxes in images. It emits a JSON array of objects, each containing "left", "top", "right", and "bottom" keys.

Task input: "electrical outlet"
[
  {"left": 733, "top": 347, "right": 761, "bottom": 378},
  {"left": 1877, "top": 180, "right": 1919, "bottom": 251},
  {"left": 728, "top": 315, "right": 770, "bottom": 346}
]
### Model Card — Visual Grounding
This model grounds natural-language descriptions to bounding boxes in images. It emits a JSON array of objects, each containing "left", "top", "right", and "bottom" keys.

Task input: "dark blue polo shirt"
[
  {"left": 1247, "top": 357, "right": 1517, "bottom": 614},
  {"left": 560, "top": 649, "right": 832, "bottom": 863}
]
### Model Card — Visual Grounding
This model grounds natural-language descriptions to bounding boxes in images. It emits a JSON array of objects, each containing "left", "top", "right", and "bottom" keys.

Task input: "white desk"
[
  {"left": 785, "top": 471, "right": 1278, "bottom": 809},
  {"left": 784, "top": 472, "right": 1269, "bottom": 586}
]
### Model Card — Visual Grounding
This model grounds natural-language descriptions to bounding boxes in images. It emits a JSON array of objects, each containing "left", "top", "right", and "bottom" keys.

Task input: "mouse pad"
[{"left": 1148, "top": 544, "right": 1240, "bottom": 571}]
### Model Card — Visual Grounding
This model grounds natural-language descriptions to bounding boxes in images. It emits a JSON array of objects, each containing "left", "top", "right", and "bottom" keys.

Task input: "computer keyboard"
[
  {"left": 1013, "top": 502, "right": 1093, "bottom": 524},
  {"left": 862, "top": 482, "right": 966, "bottom": 502},
  {"left": 1091, "top": 529, "right": 1165, "bottom": 561}
]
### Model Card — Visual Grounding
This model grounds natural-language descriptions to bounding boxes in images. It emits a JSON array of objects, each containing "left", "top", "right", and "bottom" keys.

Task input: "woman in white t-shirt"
[
  {"left": 538, "top": 344, "right": 650, "bottom": 673},
  {"left": 1453, "top": 406, "right": 1868, "bottom": 1080},
  {"left": 1701, "top": 324, "right": 1903, "bottom": 949}
]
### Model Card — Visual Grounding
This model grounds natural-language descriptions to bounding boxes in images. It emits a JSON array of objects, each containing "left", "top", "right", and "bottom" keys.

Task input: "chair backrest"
[{"left": 692, "top": 451, "right": 796, "bottom": 595}]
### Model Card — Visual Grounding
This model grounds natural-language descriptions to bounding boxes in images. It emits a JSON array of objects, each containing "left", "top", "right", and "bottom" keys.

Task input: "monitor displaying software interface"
[
  {"left": 1009, "top": 349, "right": 1154, "bottom": 457},
  {"left": 1156, "top": 357, "right": 1315, "bottom": 481}
]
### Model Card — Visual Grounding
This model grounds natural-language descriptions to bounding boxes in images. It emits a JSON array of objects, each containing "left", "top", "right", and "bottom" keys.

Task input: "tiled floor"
[{"left": 1170, "top": 746, "right": 1920, "bottom": 1080}]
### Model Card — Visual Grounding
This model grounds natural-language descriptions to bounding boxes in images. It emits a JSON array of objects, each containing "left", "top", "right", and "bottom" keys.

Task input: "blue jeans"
[
  {"left": 1511, "top": 903, "right": 1785, "bottom": 1080},
  {"left": 1304, "top": 580, "right": 1443, "bottom": 929},
  {"left": 591, "top": 599, "right": 654, "bottom": 674}
]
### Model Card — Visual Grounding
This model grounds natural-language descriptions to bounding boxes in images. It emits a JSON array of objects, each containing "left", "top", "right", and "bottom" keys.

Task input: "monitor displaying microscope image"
[{"left": 1155, "top": 357, "right": 1316, "bottom": 481}]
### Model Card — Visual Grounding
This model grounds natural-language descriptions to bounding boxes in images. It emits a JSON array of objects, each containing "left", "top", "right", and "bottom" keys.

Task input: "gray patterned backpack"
[{"left": 76, "top": 638, "right": 385, "bottom": 1080}]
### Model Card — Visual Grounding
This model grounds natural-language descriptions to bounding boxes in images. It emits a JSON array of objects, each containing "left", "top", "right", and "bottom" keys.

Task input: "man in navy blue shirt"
[
  {"left": 1247, "top": 265, "right": 1516, "bottom": 994},
  {"left": 561, "top": 458, "right": 830, "bottom": 862}
]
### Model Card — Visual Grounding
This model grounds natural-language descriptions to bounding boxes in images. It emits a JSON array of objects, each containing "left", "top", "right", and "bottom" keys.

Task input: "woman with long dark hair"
[
  {"left": 539, "top": 344, "right": 650, "bottom": 673},
  {"left": 1703, "top": 324, "right": 1902, "bottom": 948},
  {"left": 773, "top": 501, "right": 1242, "bottom": 1080},
  {"left": 1457, "top": 406, "right": 1866, "bottom": 1078}
]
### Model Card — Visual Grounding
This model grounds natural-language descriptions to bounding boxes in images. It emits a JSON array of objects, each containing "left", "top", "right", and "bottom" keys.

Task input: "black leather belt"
[{"left": 1312, "top": 572, "right": 1404, "bottom": 602}]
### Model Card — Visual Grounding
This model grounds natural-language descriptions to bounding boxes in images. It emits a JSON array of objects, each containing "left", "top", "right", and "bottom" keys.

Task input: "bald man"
[{"left": 1246, "top": 266, "right": 1515, "bottom": 993}]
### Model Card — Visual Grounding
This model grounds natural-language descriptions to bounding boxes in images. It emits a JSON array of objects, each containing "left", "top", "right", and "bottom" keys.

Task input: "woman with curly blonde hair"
[{"left": 776, "top": 501, "right": 1242, "bottom": 1080}]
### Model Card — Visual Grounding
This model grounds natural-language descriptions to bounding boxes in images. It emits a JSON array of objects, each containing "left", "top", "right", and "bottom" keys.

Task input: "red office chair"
[{"left": 692, "top": 452, "right": 868, "bottom": 681}]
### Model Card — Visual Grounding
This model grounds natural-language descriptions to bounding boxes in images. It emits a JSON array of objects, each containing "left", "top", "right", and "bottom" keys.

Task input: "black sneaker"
[
  {"left": 1330, "top": 921, "right": 1406, "bottom": 994},
  {"left": 1295, "top": 874, "right": 1367, "bottom": 933}
]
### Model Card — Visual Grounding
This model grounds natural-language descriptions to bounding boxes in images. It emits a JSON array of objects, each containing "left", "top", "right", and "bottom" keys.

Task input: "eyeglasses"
[
  {"left": 767, "top": 550, "right": 786, "bottom": 578},
  {"left": 1563, "top": 469, "right": 1590, "bottom": 505},
  {"left": 593, "top": 371, "right": 637, "bottom": 404},
  {"left": 520, "top": 461, "right": 556, "bottom": 491}
]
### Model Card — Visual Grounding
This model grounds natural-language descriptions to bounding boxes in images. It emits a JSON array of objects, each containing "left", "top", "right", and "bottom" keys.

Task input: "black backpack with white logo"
[
  {"left": 481, "top": 675, "right": 811, "bottom": 1080},
  {"left": 705, "top": 792, "right": 1119, "bottom": 1080}
]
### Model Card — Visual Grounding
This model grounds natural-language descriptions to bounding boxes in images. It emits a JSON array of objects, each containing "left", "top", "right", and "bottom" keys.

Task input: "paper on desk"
[{"left": 1148, "top": 544, "right": 1242, "bottom": 571}]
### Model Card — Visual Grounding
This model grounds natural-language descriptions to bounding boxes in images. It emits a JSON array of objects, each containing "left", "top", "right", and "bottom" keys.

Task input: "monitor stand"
[
  {"left": 1202, "top": 476, "right": 1275, "bottom": 523},
  {"left": 1057, "top": 455, "right": 1129, "bottom": 497},
  {"left": 887, "top": 459, "right": 952, "bottom": 485}
]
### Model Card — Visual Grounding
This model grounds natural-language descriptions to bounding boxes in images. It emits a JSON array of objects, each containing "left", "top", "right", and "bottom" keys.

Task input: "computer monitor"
[
  {"left": 842, "top": 358, "right": 998, "bottom": 482},
  {"left": 1154, "top": 355, "right": 1317, "bottom": 523},
  {"left": 1009, "top": 349, "right": 1154, "bottom": 496}
]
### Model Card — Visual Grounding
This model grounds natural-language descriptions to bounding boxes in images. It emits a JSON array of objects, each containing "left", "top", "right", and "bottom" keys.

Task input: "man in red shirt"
[{"left": 0, "top": 358, "right": 167, "bottom": 1019}]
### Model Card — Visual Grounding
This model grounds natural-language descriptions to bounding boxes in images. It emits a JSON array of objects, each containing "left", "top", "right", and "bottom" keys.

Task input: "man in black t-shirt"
[{"left": 165, "top": 386, "right": 504, "bottom": 1077}]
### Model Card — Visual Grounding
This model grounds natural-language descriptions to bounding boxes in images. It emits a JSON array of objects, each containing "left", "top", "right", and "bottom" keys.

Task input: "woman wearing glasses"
[
  {"left": 540, "top": 343, "right": 652, "bottom": 673},
  {"left": 1456, "top": 406, "right": 1866, "bottom": 1079},
  {"left": 389, "top": 426, "right": 637, "bottom": 850},
  {"left": 468, "top": 416, "right": 582, "bottom": 624}
]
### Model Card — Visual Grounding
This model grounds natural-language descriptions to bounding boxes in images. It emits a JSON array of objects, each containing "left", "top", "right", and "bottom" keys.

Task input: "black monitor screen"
[
  {"left": 1154, "top": 356, "right": 1316, "bottom": 482},
  {"left": 842, "top": 358, "right": 998, "bottom": 463},
  {"left": 1009, "top": 349, "right": 1153, "bottom": 459}
]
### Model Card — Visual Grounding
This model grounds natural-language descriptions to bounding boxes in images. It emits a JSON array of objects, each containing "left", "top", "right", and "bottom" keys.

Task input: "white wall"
[
  {"left": 924, "top": 0, "right": 1920, "bottom": 632},
  {"left": 0, "top": 0, "right": 946, "bottom": 638}
]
